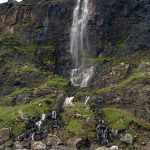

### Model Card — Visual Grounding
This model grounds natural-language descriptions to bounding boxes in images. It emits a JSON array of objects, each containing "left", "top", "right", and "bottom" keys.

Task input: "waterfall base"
[{"left": 71, "top": 66, "right": 94, "bottom": 87}]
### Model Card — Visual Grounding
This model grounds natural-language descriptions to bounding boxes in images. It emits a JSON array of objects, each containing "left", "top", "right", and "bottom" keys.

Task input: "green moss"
[
  {"left": 67, "top": 119, "right": 84, "bottom": 135},
  {"left": 0, "top": 88, "right": 32, "bottom": 104},
  {"left": 93, "top": 86, "right": 112, "bottom": 95},
  {"left": 92, "top": 72, "right": 150, "bottom": 96},
  {"left": 116, "top": 40, "right": 127, "bottom": 49},
  {"left": 8, "top": 88, "right": 30, "bottom": 97},
  {"left": 0, "top": 36, "right": 21, "bottom": 47},
  {"left": 20, "top": 65, "right": 39, "bottom": 73},
  {"left": 46, "top": 73, "right": 69, "bottom": 90},
  {"left": 60, "top": 102, "right": 96, "bottom": 141},
  {"left": 116, "top": 72, "right": 150, "bottom": 91},
  {"left": 102, "top": 107, "right": 150, "bottom": 131},
  {"left": 0, "top": 97, "right": 56, "bottom": 135}
]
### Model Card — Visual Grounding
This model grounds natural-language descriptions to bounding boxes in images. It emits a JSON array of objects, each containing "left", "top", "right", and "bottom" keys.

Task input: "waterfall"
[
  {"left": 85, "top": 96, "right": 90, "bottom": 105},
  {"left": 63, "top": 97, "right": 74, "bottom": 107},
  {"left": 70, "top": 0, "right": 94, "bottom": 87},
  {"left": 35, "top": 114, "right": 46, "bottom": 130}
]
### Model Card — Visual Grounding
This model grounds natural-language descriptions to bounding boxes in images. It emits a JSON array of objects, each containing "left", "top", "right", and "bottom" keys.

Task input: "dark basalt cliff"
[
  {"left": 0, "top": 0, "right": 150, "bottom": 150},
  {"left": 1, "top": 0, "right": 150, "bottom": 73}
]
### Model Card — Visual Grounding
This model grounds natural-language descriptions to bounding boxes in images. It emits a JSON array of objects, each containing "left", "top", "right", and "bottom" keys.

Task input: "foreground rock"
[
  {"left": 96, "top": 145, "right": 119, "bottom": 150},
  {"left": 0, "top": 128, "right": 11, "bottom": 144},
  {"left": 120, "top": 133, "right": 133, "bottom": 145},
  {"left": 31, "top": 141, "right": 46, "bottom": 150}
]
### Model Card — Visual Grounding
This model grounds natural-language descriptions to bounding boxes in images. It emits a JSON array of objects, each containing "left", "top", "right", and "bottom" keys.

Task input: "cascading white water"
[
  {"left": 85, "top": 96, "right": 90, "bottom": 105},
  {"left": 35, "top": 114, "right": 46, "bottom": 130},
  {"left": 63, "top": 97, "right": 74, "bottom": 107},
  {"left": 70, "top": 0, "right": 94, "bottom": 87}
]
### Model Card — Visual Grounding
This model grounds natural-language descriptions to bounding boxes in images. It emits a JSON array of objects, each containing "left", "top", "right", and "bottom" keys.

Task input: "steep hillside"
[{"left": 0, "top": 0, "right": 149, "bottom": 150}]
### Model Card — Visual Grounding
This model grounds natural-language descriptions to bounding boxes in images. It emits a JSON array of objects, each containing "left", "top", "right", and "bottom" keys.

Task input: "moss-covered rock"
[
  {"left": 0, "top": 97, "right": 57, "bottom": 135},
  {"left": 60, "top": 102, "right": 96, "bottom": 142},
  {"left": 102, "top": 107, "right": 150, "bottom": 131}
]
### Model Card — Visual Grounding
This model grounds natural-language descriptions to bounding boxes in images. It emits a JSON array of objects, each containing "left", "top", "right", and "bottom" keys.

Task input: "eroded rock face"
[{"left": 0, "top": 0, "right": 150, "bottom": 74}]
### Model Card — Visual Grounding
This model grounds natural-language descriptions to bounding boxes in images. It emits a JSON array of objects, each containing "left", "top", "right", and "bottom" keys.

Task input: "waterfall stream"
[{"left": 70, "top": 0, "right": 94, "bottom": 87}]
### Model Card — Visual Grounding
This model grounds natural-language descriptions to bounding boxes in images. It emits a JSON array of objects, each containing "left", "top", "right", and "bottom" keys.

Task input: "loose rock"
[
  {"left": 120, "top": 133, "right": 133, "bottom": 145},
  {"left": 31, "top": 141, "right": 46, "bottom": 150}
]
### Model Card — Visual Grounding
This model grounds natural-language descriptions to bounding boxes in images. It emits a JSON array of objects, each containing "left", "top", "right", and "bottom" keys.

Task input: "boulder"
[
  {"left": 3, "top": 139, "right": 13, "bottom": 147},
  {"left": 14, "top": 141, "right": 24, "bottom": 149},
  {"left": 31, "top": 141, "right": 46, "bottom": 150},
  {"left": 0, "top": 128, "right": 11, "bottom": 144},
  {"left": 120, "top": 133, "right": 133, "bottom": 145},
  {"left": 141, "top": 142, "right": 150, "bottom": 150},
  {"left": 67, "top": 138, "right": 82, "bottom": 149},
  {"left": 45, "top": 135, "right": 62, "bottom": 146}
]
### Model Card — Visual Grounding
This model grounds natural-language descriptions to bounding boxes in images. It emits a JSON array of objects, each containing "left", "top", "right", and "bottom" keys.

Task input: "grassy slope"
[{"left": 0, "top": 36, "right": 69, "bottom": 135}]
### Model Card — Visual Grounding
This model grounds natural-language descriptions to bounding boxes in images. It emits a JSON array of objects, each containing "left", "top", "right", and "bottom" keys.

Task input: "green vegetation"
[
  {"left": 46, "top": 73, "right": 69, "bottom": 90},
  {"left": 116, "top": 72, "right": 150, "bottom": 91},
  {"left": 116, "top": 40, "right": 127, "bottom": 49},
  {"left": 93, "top": 86, "right": 112, "bottom": 95},
  {"left": 66, "top": 119, "right": 84, "bottom": 135},
  {"left": 6, "top": 88, "right": 31, "bottom": 98},
  {"left": 0, "top": 97, "right": 57, "bottom": 135},
  {"left": 15, "top": 64, "right": 41, "bottom": 74},
  {"left": 60, "top": 102, "right": 96, "bottom": 141},
  {"left": 102, "top": 107, "right": 150, "bottom": 131},
  {"left": 92, "top": 71, "right": 150, "bottom": 96}
]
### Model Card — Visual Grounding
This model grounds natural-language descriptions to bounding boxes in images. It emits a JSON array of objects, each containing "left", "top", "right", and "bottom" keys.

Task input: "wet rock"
[
  {"left": 31, "top": 141, "right": 46, "bottom": 150},
  {"left": 0, "top": 128, "right": 11, "bottom": 144},
  {"left": 96, "top": 120, "right": 111, "bottom": 146},
  {"left": 120, "top": 133, "right": 133, "bottom": 145}
]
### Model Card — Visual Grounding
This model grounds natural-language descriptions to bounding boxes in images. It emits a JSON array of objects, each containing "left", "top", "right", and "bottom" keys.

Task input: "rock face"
[
  {"left": 0, "top": 0, "right": 149, "bottom": 150},
  {"left": 0, "top": 0, "right": 150, "bottom": 74}
]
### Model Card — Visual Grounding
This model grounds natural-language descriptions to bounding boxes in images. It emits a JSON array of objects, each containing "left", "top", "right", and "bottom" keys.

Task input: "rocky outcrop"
[
  {"left": 0, "top": 0, "right": 150, "bottom": 74},
  {"left": 0, "top": 0, "right": 149, "bottom": 150}
]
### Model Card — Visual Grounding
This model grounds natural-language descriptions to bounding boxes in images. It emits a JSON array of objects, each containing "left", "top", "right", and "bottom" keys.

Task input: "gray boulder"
[
  {"left": 0, "top": 128, "right": 11, "bottom": 144},
  {"left": 31, "top": 141, "right": 46, "bottom": 150},
  {"left": 120, "top": 133, "right": 133, "bottom": 145}
]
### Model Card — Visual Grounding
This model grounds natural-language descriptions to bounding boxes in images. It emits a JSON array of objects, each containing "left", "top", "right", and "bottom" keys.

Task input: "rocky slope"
[{"left": 0, "top": 0, "right": 149, "bottom": 150}]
